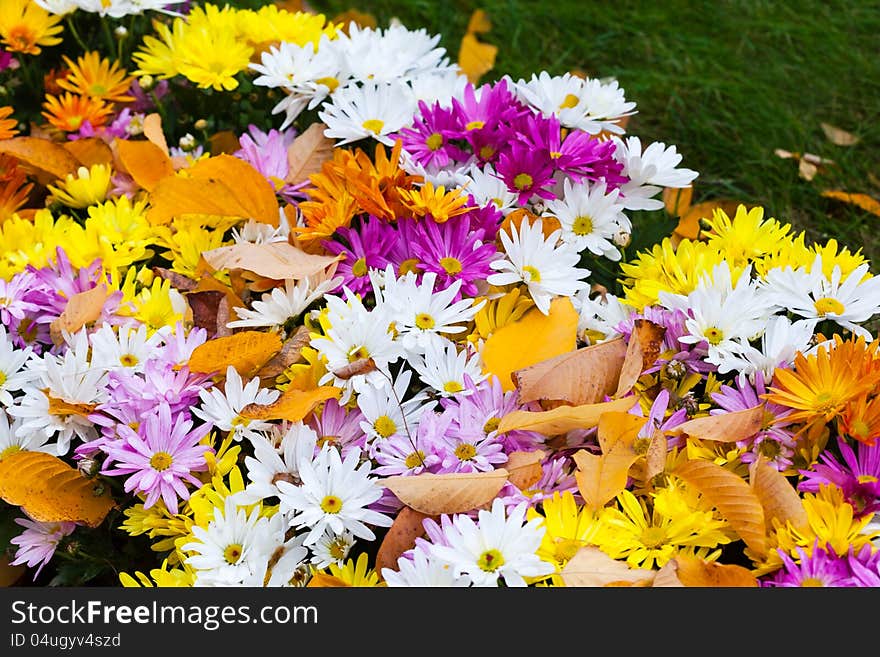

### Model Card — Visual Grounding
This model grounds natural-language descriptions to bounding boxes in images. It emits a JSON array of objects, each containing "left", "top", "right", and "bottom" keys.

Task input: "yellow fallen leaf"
[
  {"left": 467, "top": 8, "right": 493, "bottom": 33},
  {"left": 749, "top": 455, "right": 809, "bottom": 533},
  {"left": 820, "top": 122, "right": 860, "bottom": 146},
  {"left": 187, "top": 330, "right": 283, "bottom": 378},
  {"left": 201, "top": 241, "right": 343, "bottom": 281},
  {"left": 821, "top": 190, "right": 880, "bottom": 217},
  {"left": 560, "top": 546, "right": 655, "bottom": 587},
  {"left": 49, "top": 284, "right": 110, "bottom": 346},
  {"left": 239, "top": 385, "right": 340, "bottom": 422},
  {"left": 503, "top": 450, "right": 545, "bottom": 491},
  {"left": 654, "top": 555, "right": 758, "bottom": 587},
  {"left": 480, "top": 297, "right": 578, "bottom": 392},
  {"left": 0, "top": 451, "right": 115, "bottom": 527},
  {"left": 665, "top": 405, "right": 765, "bottom": 443},
  {"left": 383, "top": 469, "right": 509, "bottom": 516},
  {"left": 458, "top": 32, "right": 497, "bottom": 85},
  {"left": 497, "top": 396, "right": 638, "bottom": 436},
  {"left": 114, "top": 138, "right": 174, "bottom": 192},
  {"left": 63, "top": 137, "right": 114, "bottom": 168},
  {"left": 286, "top": 122, "right": 335, "bottom": 186},
  {"left": 142, "top": 112, "right": 169, "bottom": 156},
  {"left": 0, "top": 136, "right": 80, "bottom": 183}
]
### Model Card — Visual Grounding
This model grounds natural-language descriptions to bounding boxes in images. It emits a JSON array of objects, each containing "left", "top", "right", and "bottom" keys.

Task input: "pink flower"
[{"left": 10, "top": 518, "right": 76, "bottom": 580}]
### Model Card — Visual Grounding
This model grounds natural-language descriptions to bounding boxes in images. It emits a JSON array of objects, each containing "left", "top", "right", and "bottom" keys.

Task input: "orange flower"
[
  {"left": 0, "top": 0, "right": 63, "bottom": 56},
  {"left": 0, "top": 154, "right": 32, "bottom": 221},
  {"left": 42, "top": 93, "right": 113, "bottom": 133},
  {"left": 57, "top": 51, "right": 135, "bottom": 103},
  {"left": 839, "top": 395, "right": 880, "bottom": 446},
  {"left": 0, "top": 106, "right": 17, "bottom": 139},
  {"left": 296, "top": 192, "right": 359, "bottom": 248},
  {"left": 398, "top": 181, "right": 471, "bottom": 223},
  {"left": 764, "top": 335, "right": 880, "bottom": 430}
]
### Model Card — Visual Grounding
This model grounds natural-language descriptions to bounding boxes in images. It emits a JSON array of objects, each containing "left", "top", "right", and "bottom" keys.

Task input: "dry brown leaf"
[
  {"left": 285, "top": 122, "right": 335, "bottom": 186},
  {"left": 63, "top": 137, "right": 113, "bottom": 168},
  {"left": 652, "top": 559, "right": 685, "bottom": 587},
  {"left": 47, "top": 395, "right": 97, "bottom": 418},
  {"left": 504, "top": 450, "right": 545, "bottom": 491},
  {"left": 209, "top": 131, "right": 240, "bottom": 155},
  {"left": 496, "top": 396, "right": 638, "bottom": 436},
  {"left": 672, "top": 555, "right": 759, "bottom": 587},
  {"left": 514, "top": 336, "right": 627, "bottom": 406},
  {"left": 186, "top": 290, "right": 228, "bottom": 339},
  {"left": 560, "top": 546, "right": 655, "bottom": 587},
  {"left": 0, "top": 136, "right": 80, "bottom": 183},
  {"left": 458, "top": 31, "right": 497, "bottom": 85},
  {"left": 331, "top": 358, "right": 377, "bottom": 380},
  {"left": 666, "top": 405, "right": 764, "bottom": 443},
  {"left": 820, "top": 122, "right": 860, "bottom": 146},
  {"left": 383, "top": 469, "right": 509, "bottom": 516},
  {"left": 0, "top": 451, "right": 115, "bottom": 527},
  {"left": 749, "top": 455, "right": 809, "bottom": 533},
  {"left": 114, "top": 138, "right": 174, "bottom": 192},
  {"left": 799, "top": 158, "right": 819, "bottom": 181},
  {"left": 239, "top": 385, "right": 340, "bottom": 422},
  {"left": 257, "top": 325, "right": 312, "bottom": 379},
  {"left": 0, "top": 556, "right": 26, "bottom": 587},
  {"left": 201, "top": 241, "right": 342, "bottom": 282},
  {"left": 375, "top": 506, "right": 432, "bottom": 580},
  {"left": 821, "top": 190, "right": 880, "bottom": 217},
  {"left": 643, "top": 429, "right": 668, "bottom": 482},
  {"left": 187, "top": 330, "right": 283, "bottom": 378},
  {"left": 614, "top": 319, "right": 665, "bottom": 398},
  {"left": 673, "top": 459, "right": 766, "bottom": 556},
  {"left": 49, "top": 284, "right": 109, "bottom": 346},
  {"left": 142, "top": 112, "right": 169, "bottom": 155}
]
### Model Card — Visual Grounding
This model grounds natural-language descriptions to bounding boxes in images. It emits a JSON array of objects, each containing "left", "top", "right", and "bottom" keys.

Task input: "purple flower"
[
  {"left": 306, "top": 397, "right": 368, "bottom": 459},
  {"left": 798, "top": 436, "right": 880, "bottom": 518},
  {"left": 495, "top": 143, "right": 556, "bottom": 205},
  {"left": 322, "top": 215, "right": 396, "bottom": 296},
  {"left": 69, "top": 109, "right": 135, "bottom": 142},
  {"left": 762, "top": 541, "right": 857, "bottom": 587},
  {"left": 0, "top": 48, "right": 13, "bottom": 72},
  {"left": 101, "top": 402, "right": 212, "bottom": 514},
  {"left": 0, "top": 272, "right": 40, "bottom": 330},
  {"left": 103, "top": 360, "right": 210, "bottom": 420},
  {"left": 128, "top": 78, "right": 169, "bottom": 113},
  {"left": 397, "top": 100, "right": 468, "bottom": 168},
  {"left": 234, "top": 124, "right": 305, "bottom": 202},
  {"left": 451, "top": 79, "right": 529, "bottom": 139},
  {"left": 372, "top": 430, "right": 442, "bottom": 476},
  {"left": 409, "top": 215, "right": 497, "bottom": 299},
  {"left": 847, "top": 544, "right": 880, "bottom": 586},
  {"left": 386, "top": 217, "right": 426, "bottom": 279},
  {"left": 156, "top": 323, "right": 208, "bottom": 366},
  {"left": 10, "top": 518, "right": 76, "bottom": 580},
  {"left": 631, "top": 306, "right": 716, "bottom": 376}
]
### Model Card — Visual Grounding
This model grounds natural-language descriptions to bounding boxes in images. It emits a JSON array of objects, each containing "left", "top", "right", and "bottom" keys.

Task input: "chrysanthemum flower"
[
  {"left": 382, "top": 545, "right": 472, "bottom": 587},
  {"left": 57, "top": 51, "right": 134, "bottom": 103},
  {"left": 839, "top": 394, "right": 880, "bottom": 446},
  {"left": 322, "top": 216, "right": 396, "bottom": 297},
  {"left": 320, "top": 80, "right": 417, "bottom": 146},
  {"left": 612, "top": 135, "right": 698, "bottom": 211},
  {"left": 799, "top": 437, "right": 880, "bottom": 517},
  {"left": 10, "top": 517, "right": 76, "bottom": 580},
  {"left": 46, "top": 164, "right": 112, "bottom": 209},
  {"left": 702, "top": 205, "right": 793, "bottom": 267},
  {"left": 495, "top": 144, "right": 557, "bottom": 206},
  {"left": 0, "top": 106, "right": 17, "bottom": 139},
  {"left": 410, "top": 338, "right": 487, "bottom": 397},
  {"left": 236, "top": 423, "right": 318, "bottom": 506},
  {"left": 763, "top": 541, "right": 856, "bottom": 587},
  {"left": 0, "top": 0, "right": 62, "bottom": 55},
  {"left": 544, "top": 178, "right": 627, "bottom": 259},
  {"left": 398, "top": 181, "right": 472, "bottom": 224},
  {"left": 193, "top": 366, "right": 281, "bottom": 443},
  {"left": 42, "top": 93, "right": 113, "bottom": 133}
]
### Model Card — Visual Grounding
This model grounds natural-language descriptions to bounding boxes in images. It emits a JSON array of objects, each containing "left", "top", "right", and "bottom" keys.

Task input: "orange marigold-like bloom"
[
  {"left": 42, "top": 93, "right": 113, "bottom": 133},
  {"left": 0, "top": 106, "right": 18, "bottom": 139},
  {"left": 0, "top": 0, "right": 63, "bottom": 56},
  {"left": 839, "top": 394, "right": 880, "bottom": 446},
  {"left": 57, "top": 51, "right": 135, "bottom": 103}
]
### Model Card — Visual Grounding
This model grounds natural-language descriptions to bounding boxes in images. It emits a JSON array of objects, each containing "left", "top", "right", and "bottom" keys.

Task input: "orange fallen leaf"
[
  {"left": 613, "top": 319, "right": 665, "bottom": 398},
  {"left": 239, "top": 385, "right": 340, "bottom": 422},
  {"left": 201, "top": 241, "right": 342, "bottom": 282},
  {"left": 0, "top": 556, "right": 26, "bottom": 587},
  {"left": 114, "top": 138, "right": 174, "bottom": 192},
  {"left": 458, "top": 29, "right": 497, "bottom": 85},
  {"left": 330, "top": 9, "right": 377, "bottom": 32},
  {"left": 142, "top": 112, "right": 169, "bottom": 156},
  {"left": 820, "top": 122, "right": 859, "bottom": 146},
  {"left": 513, "top": 336, "right": 627, "bottom": 406},
  {"left": 0, "top": 136, "right": 80, "bottom": 183},
  {"left": 306, "top": 572, "right": 349, "bottom": 587},
  {"left": 749, "top": 455, "right": 809, "bottom": 534},
  {"left": 663, "top": 185, "right": 693, "bottom": 217},
  {"left": 674, "top": 199, "right": 745, "bottom": 243},
  {"left": 63, "top": 137, "right": 113, "bottom": 168},
  {"left": 821, "top": 190, "right": 880, "bottom": 217},
  {"left": 375, "top": 506, "right": 432, "bottom": 580},
  {"left": 560, "top": 546, "right": 655, "bottom": 587},
  {"left": 49, "top": 284, "right": 110, "bottom": 346},
  {"left": 481, "top": 297, "right": 578, "bottom": 392},
  {"left": 496, "top": 396, "right": 638, "bottom": 436},
  {"left": 285, "top": 122, "right": 335, "bottom": 186},
  {"left": 504, "top": 450, "right": 545, "bottom": 491},
  {"left": 673, "top": 459, "right": 766, "bottom": 557},
  {"left": 666, "top": 555, "right": 758, "bottom": 587},
  {"left": 47, "top": 395, "right": 97, "bottom": 418},
  {"left": 209, "top": 131, "right": 240, "bottom": 156},
  {"left": 383, "top": 469, "right": 509, "bottom": 516},
  {"left": 665, "top": 405, "right": 764, "bottom": 443},
  {"left": 187, "top": 330, "right": 283, "bottom": 378},
  {"left": 0, "top": 451, "right": 115, "bottom": 527}
]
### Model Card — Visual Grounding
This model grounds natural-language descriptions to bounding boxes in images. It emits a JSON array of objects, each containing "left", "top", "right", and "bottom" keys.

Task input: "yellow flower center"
[
  {"left": 477, "top": 548, "right": 505, "bottom": 572},
  {"left": 8, "top": 27, "right": 37, "bottom": 54},
  {"left": 439, "top": 257, "right": 463, "bottom": 276},
  {"left": 230, "top": 415, "right": 250, "bottom": 428},
  {"left": 0, "top": 445, "right": 21, "bottom": 460},
  {"left": 639, "top": 526, "right": 667, "bottom": 549},
  {"left": 465, "top": 120, "right": 485, "bottom": 131},
  {"left": 317, "top": 434, "right": 338, "bottom": 448},
  {"left": 444, "top": 381, "right": 464, "bottom": 394},
  {"left": 814, "top": 297, "right": 845, "bottom": 316},
  {"left": 320, "top": 494, "right": 343, "bottom": 514},
  {"left": 89, "top": 83, "right": 107, "bottom": 97},
  {"left": 347, "top": 345, "right": 370, "bottom": 362},
  {"left": 351, "top": 257, "right": 368, "bottom": 278},
  {"left": 426, "top": 133, "right": 444, "bottom": 151},
  {"left": 554, "top": 538, "right": 583, "bottom": 562},
  {"left": 415, "top": 312, "right": 436, "bottom": 330},
  {"left": 549, "top": 151, "right": 563, "bottom": 159},
  {"left": 328, "top": 537, "right": 348, "bottom": 560},
  {"left": 522, "top": 265, "right": 541, "bottom": 283},
  {"left": 119, "top": 353, "right": 139, "bottom": 367},
  {"left": 362, "top": 119, "right": 385, "bottom": 134},
  {"left": 16, "top": 318, "right": 38, "bottom": 343},
  {"left": 149, "top": 451, "right": 173, "bottom": 471},
  {"left": 572, "top": 215, "right": 594, "bottom": 236},
  {"left": 398, "top": 258, "right": 421, "bottom": 276},
  {"left": 851, "top": 420, "right": 871, "bottom": 440},
  {"left": 404, "top": 450, "right": 427, "bottom": 469},
  {"left": 513, "top": 173, "right": 533, "bottom": 190},
  {"left": 800, "top": 578, "right": 825, "bottom": 587},
  {"left": 454, "top": 443, "right": 476, "bottom": 461},
  {"left": 0, "top": 371, "right": 6, "bottom": 387},
  {"left": 479, "top": 145, "right": 496, "bottom": 160},
  {"left": 373, "top": 415, "right": 397, "bottom": 438},
  {"left": 483, "top": 416, "right": 501, "bottom": 434},
  {"left": 857, "top": 474, "right": 879, "bottom": 484},
  {"left": 223, "top": 543, "right": 243, "bottom": 565},
  {"left": 559, "top": 93, "right": 580, "bottom": 109},
  {"left": 315, "top": 76, "right": 340, "bottom": 92},
  {"left": 758, "top": 440, "right": 781, "bottom": 459},
  {"left": 704, "top": 327, "right": 724, "bottom": 345}
]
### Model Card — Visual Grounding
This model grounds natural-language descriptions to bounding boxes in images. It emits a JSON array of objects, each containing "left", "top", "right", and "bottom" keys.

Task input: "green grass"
[{"left": 312, "top": 0, "right": 880, "bottom": 263}]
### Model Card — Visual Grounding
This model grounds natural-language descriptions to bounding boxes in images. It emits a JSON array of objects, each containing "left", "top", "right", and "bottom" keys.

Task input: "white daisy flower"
[
  {"left": 182, "top": 496, "right": 278, "bottom": 587},
  {"left": 0, "top": 411, "right": 56, "bottom": 460},
  {"left": 8, "top": 331, "right": 105, "bottom": 456},
  {"left": 0, "top": 326, "right": 34, "bottom": 407},
  {"left": 265, "top": 533, "right": 310, "bottom": 588},
  {"left": 192, "top": 366, "right": 281, "bottom": 442},
  {"left": 31, "top": 1, "right": 78, "bottom": 15},
  {"left": 759, "top": 256, "right": 880, "bottom": 339},
  {"left": 487, "top": 218, "right": 591, "bottom": 315},
  {"left": 230, "top": 218, "right": 290, "bottom": 245},
  {"left": 319, "top": 80, "right": 417, "bottom": 146},
  {"left": 235, "top": 423, "right": 319, "bottom": 505},
  {"left": 276, "top": 444, "right": 393, "bottom": 546},
  {"left": 408, "top": 68, "right": 469, "bottom": 108},
  {"left": 461, "top": 163, "right": 518, "bottom": 216},
  {"left": 89, "top": 322, "right": 163, "bottom": 372},
  {"left": 512, "top": 71, "right": 594, "bottom": 130},
  {"left": 357, "top": 368, "right": 432, "bottom": 449},
  {"left": 383, "top": 546, "right": 472, "bottom": 587},
  {"left": 227, "top": 275, "right": 343, "bottom": 331},
  {"left": 428, "top": 498, "right": 553, "bottom": 587},
  {"left": 309, "top": 529, "right": 356, "bottom": 570},
  {"left": 339, "top": 23, "right": 454, "bottom": 84},
  {"left": 613, "top": 135, "right": 699, "bottom": 211},
  {"left": 572, "top": 289, "right": 634, "bottom": 344},
  {"left": 410, "top": 338, "right": 487, "bottom": 397},
  {"left": 543, "top": 178, "right": 627, "bottom": 259},
  {"left": 578, "top": 77, "right": 638, "bottom": 135}
]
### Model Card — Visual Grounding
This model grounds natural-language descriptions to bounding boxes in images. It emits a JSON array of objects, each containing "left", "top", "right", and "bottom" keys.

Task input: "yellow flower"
[
  {"left": 42, "top": 93, "right": 114, "bottom": 133},
  {"left": 279, "top": 345, "right": 328, "bottom": 392},
  {"left": 0, "top": 209, "right": 75, "bottom": 278},
  {"left": 323, "top": 552, "right": 383, "bottom": 587},
  {"left": 398, "top": 181, "right": 472, "bottom": 223},
  {"left": 527, "top": 491, "right": 603, "bottom": 584},
  {"left": 468, "top": 286, "right": 535, "bottom": 345},
  {"left": 120, "top": 501, "right": 192, "bottom": 557},
  {"left": 153, "top": 220, "right": 229, "bottom": 279},
  {"left": 120, "top": 559, "right": 195, "bottom": 587},
  {"left": 131, "top": 18, "right": 182, "bottom": 80},
  {"left": 47, "top": 164, "right": 113, "bottom": 208},
  {"left": 701, "top": 204, "right": 792, "bottom": 267},
  {"left": 811, "top": 238, "right": 871, "bottom": 281},
  {"left": 236, "top": 5, "right": 338, "bottom": 48},
  {"left": 123, "top": 275, "right": 187, "bottom": 333},
  {"left": 0, "top": 0, "right": 62, "bottom": 55},
  {"left": 57, "top": 51, "right": 135, "bottom": 103}
]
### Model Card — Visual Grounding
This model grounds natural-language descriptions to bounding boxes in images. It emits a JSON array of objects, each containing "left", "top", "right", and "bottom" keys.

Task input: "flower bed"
[{"left": 0, "top": 0, "right": 878, "bottom": 588}]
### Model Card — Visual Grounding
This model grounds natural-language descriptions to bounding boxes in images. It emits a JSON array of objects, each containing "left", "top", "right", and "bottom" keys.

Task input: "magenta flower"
[
  {"left": 322, "top": 215, "right": 397, "bottom": 296},
  {"left": 10, "top": 518, "right": 77, "bottom": 580},
  {"left": 306, "top": 397, "right": 368, "bottom": 459},
  {"left": 798, "top": 436, "right": 880, "bottom": 517},
  {"left": 70, "top": 109, "right": 135, "bottom": 143},
  {"left": 397, "top": 100, "right": 468, "bottom": 168},
  {"left": 409, "top": 215, "right": 497, "bottom": 299},
  {"left": 386, "top": 217, "right": 426, "bottom": 279},
  {"left": 0, "top": 49, "right": 13, "bottom": 72},
  {"left": 762, "top": 542, "right": 857, "bottom": 587},
  {"left": 101, "top": 402, "right": 212, "bottom": 514},
  {"left": 451, "top": 79, "right": 528, "bottom": 137},
  {"left": 847, "top": 544, "right": 880, "bottom": 586},
  {"left": 495, "top": 143, "right": 557, "bottom": 205}
]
